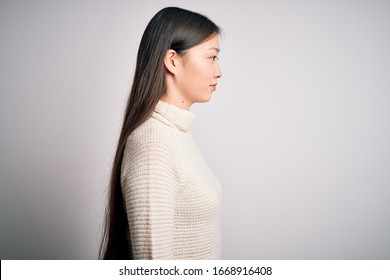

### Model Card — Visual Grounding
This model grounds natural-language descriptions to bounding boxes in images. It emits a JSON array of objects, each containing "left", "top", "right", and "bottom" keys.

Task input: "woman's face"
[{"left": 176, "top": 35, "right": 222, "bottom": 103}]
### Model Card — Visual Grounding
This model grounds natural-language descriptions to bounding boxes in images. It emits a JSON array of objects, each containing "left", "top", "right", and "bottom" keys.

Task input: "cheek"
[
  {"left": 191, "top": 61, "right": 212, "bottom": 82},
  {"left": 180, "top": 58, "right": 213, "bottom": 91}
]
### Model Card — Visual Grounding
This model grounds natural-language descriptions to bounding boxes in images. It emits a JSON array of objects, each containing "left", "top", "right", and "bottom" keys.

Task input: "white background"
[{"left": 0, "top": 0, "right": 389, "bottom": 259}]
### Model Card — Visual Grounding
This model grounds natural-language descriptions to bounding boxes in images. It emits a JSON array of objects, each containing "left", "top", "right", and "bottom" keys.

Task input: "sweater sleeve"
[{"left": 120, "top": 131, "right": 180, "bottom": 259}]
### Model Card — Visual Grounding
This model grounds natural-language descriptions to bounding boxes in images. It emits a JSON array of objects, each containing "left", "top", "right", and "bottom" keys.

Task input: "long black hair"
[{"left": 99, "top": 7, "right": 221, "bottom": 259}]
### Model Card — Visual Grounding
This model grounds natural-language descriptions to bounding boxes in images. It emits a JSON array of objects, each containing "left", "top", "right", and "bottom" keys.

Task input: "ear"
[{"left": 163, "top": 49, "right": 178, "bottom": 75}]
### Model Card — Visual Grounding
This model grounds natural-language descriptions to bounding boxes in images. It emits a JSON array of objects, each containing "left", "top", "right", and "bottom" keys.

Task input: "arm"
[{"left": 120, "top": 132, "right": 179, "bottom": 259}]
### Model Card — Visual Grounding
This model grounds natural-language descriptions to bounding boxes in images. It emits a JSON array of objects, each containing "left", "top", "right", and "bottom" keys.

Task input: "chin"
[
  {"left": 191, "top": 91, "right": 213, "bottom": 104},
  {"left": 203, "top": 92, "right": 214, "bottom": 102},
  {"left": 198, "top": 96, "right": 212, "bottom": 103}
]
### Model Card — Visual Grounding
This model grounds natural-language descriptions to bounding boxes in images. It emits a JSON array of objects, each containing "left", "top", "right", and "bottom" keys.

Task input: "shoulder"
[
  {"left": 121, "top": 118, "right": 181, "bottom": 186},
  {"left": 128, "top": 117, "right": 175, "bottom": 145},
  {"left": 123, "top": 118, "right": 178, "bottom": 162}
]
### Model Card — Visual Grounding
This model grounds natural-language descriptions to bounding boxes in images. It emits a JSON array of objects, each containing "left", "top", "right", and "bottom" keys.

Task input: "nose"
[{"left": 215, "top": 61, "right": 222, "bottom": 79}]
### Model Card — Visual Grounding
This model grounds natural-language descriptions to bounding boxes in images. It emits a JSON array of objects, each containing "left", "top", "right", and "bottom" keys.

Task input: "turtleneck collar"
[{"left": 151, "top": 100, "right": 194, "bottom": 132}]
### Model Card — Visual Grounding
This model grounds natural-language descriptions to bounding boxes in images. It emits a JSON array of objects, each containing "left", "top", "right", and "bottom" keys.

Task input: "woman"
[{"left": 99, "top": 7, "right": 223, "bottom": 260}]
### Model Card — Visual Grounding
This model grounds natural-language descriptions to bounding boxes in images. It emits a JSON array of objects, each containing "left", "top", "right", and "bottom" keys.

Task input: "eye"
[{"left": 211, "top": 56, "right": 219, "bottom": 61}]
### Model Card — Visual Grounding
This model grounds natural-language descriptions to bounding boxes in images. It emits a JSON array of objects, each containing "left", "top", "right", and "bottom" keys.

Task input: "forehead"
[{"left": 193, "top": 35, "right": 220, "bottom": 52}]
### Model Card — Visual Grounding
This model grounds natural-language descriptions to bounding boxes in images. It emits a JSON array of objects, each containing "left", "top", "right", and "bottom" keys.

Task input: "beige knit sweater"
[{"left": 120, "top": 100, "right": 222, "bottom": 259}]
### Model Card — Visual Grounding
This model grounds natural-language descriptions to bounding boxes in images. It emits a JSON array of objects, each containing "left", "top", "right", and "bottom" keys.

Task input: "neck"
[{"left": 160, "top": 89, "right": 192, "bottom": 110}]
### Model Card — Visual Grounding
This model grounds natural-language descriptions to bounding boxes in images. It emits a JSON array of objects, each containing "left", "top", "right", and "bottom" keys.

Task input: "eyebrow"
[{"left": 208, "top": 47, "right": 220, "bottom": 53}]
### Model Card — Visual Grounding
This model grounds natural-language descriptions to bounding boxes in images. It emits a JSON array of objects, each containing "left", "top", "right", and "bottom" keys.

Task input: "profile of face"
[{"left": 163, "top": 35, "right": 222, "bottom": 108}]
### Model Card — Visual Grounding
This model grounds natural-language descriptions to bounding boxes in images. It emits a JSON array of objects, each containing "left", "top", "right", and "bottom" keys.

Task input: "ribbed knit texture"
[{"left": 120, "top": 100, "right": 222, "bottom": 259}]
